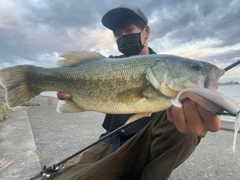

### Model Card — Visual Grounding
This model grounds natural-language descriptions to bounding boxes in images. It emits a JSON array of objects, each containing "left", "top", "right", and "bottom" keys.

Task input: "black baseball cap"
[{"left": 102, "top": 4, "right": 148, "bottom": 30}]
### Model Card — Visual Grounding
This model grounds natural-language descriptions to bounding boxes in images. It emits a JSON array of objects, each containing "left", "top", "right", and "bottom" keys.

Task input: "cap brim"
[{"left": 102, "top": 8, "right": 142, "bottom": 30}]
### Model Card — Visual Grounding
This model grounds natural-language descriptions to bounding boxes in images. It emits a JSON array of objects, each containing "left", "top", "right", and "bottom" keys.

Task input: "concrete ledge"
[{"left": 0, "top": 108, "right": 40, "bottom": 180}]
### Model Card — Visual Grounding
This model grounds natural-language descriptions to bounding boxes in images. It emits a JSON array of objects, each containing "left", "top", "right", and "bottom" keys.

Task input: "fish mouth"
[{"left": 204, "top": 67, "right": 225, "bottom": 90}]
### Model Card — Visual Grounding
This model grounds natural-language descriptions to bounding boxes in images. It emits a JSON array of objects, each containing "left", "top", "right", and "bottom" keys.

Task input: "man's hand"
[
  {"left": 57, "top": 92, "right": 72, "bottom": 100},
  {"left": 167, "top": 99, "right": 221, "bottom": 136}
]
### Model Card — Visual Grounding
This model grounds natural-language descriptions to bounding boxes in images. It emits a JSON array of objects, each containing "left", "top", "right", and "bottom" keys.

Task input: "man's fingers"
[
  {"left": 57, "top": 92, "right": 72, "bottom": 100},
  {"left": 196, "top": 104, "right": 221, "bottom": 132},
  {"left": 167, "top": 106, "right": 188, "bottom": 133},
  {"left": 183, "top": 100, "right": 206, "bottom": 136}
]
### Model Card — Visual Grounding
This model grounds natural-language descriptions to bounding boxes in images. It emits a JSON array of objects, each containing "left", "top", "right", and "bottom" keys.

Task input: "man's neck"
[{"left": 140, "top": 46, "right": 150, "bottom": 55}]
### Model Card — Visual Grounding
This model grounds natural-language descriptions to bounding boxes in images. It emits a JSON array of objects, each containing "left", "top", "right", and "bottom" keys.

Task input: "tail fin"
[{"left": 0, "top": 65, "right": 38, "bottom": 108}]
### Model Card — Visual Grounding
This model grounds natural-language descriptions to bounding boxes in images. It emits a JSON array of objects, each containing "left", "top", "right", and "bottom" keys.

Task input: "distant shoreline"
[{"left": 219, "top": 84, "right": 240, "bottom": 86}]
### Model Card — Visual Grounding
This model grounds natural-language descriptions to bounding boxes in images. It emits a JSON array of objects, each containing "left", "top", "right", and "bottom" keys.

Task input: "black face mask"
[{"left": 116, "top": 32, "right": 144, "bottom": 56}]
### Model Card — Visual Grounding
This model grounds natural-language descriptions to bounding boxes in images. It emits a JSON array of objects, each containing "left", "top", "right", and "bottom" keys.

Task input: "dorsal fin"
[{"left": 57, "top": 50, "right": 105, "bottom": 67}]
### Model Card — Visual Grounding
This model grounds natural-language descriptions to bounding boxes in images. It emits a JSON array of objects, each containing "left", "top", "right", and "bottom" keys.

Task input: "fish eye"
[{"left": 191, "top": 61, "right": 203, "bottom": 71}]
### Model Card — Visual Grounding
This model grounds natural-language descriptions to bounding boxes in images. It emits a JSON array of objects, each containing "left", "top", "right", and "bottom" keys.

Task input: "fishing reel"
[{"left": 28, "top": 164, "right": 64, "bottom": 180}]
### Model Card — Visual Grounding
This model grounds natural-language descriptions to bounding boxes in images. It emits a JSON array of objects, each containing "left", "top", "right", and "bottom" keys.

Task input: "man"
[{"left": 52, "top": 4, "right": 221, "bottom": 180}]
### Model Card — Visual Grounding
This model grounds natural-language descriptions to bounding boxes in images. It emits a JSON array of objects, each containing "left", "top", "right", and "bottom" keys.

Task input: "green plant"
[
  {"left": 39, "top": 152, "right": 46, "bottom": 167},
  {"left": 0, "top": 103, "right": 12, "bottom": 123}
]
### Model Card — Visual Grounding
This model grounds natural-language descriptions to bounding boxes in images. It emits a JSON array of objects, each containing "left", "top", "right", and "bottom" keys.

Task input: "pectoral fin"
[
  {"left": 57, "top": 99, "right": 85, "bottom": 113},
  {"left": 118, "top": 88, "right": 146, "bottom": 104},
  {"left": 125, "top": 112, "right": 152, "bottom": 124}
]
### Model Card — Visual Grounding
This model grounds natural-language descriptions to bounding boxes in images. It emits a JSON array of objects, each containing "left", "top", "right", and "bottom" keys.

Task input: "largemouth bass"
[{"left": 0, "top": 51, "right": 224, "bottom": 122}]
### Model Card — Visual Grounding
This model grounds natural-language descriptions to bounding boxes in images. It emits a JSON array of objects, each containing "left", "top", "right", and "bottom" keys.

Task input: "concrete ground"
[{"left": 0, "top": 90, "right": 240, "bottom": 180}]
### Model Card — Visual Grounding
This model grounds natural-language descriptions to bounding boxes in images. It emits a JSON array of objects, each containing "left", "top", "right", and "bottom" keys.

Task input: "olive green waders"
[{"left": 44, "top": 111, "right": 201, "bottom": 180}]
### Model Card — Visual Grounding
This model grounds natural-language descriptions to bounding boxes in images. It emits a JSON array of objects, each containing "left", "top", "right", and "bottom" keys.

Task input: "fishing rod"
[
  {"left": 28, "top": 119, "right": 141, "bottom": 180},
  {"left": 216, "top": 59, "right": 240, "bottom": 117},
  {"left": 224, "top": 60, "right": 240, "bottom": 71},
  {"left": 28, "top": 59, "right": 240, "bottom": 180}
]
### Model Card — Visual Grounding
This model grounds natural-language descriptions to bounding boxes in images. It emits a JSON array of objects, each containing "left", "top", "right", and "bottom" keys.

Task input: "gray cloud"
[
  {"left": 149, "top": 0, "right": 239, "bottom": 45},
  {"left": 0, "top": 0, "right": 239, "bottom": 69},
  {"left": 203, "top": 49, "right": 240, "bottom": 62},
  {"left": 21, "top": 0, "right": 102, "bottom": 28}
]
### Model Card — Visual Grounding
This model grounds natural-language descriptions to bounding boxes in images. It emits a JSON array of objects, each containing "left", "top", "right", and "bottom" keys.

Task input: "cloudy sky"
[{"left": 0, "top": 0, "right": 240, "bottom": 82}]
